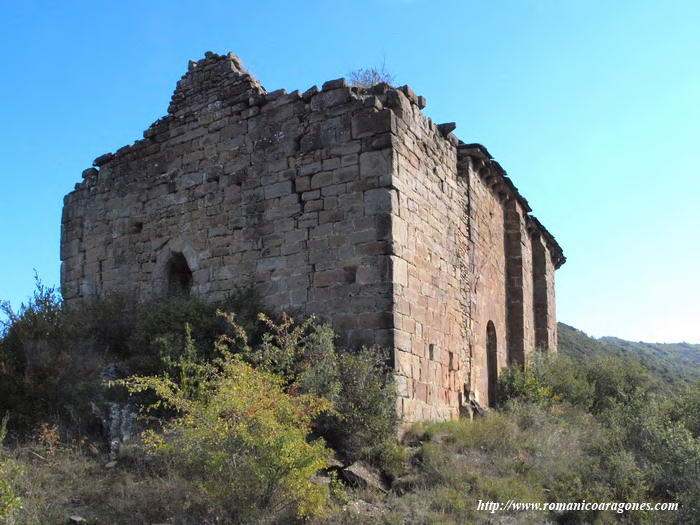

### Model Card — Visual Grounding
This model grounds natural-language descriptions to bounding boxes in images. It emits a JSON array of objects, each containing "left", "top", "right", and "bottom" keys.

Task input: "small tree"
[{"left": 116, "top": 340, "right": 333, "bottom": 521}]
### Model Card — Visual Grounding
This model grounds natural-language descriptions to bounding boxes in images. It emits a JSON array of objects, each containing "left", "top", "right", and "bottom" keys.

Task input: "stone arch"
[
  {"left": 486, "top": 320, "right": 498, "bottom": 408},
  {"left": 155, "top": 239, "right": 200, "bottom": 298},
  {"left": 166, "top": 252, "right": 192, "bottom": 296}
]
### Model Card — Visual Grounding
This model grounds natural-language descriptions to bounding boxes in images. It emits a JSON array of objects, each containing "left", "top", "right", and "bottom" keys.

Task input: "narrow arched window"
[
  {"left": 486, "top": 321, "right": 498, "bottom": 408},
  {"left": 166, "top": 252, "right": 192, "bottom": 296}
]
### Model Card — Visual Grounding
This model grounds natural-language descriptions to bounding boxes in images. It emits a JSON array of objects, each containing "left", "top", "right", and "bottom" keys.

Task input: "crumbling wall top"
[
  {"left": 76, "top": 51, "right": 564, "bottom": 271},
  {"left": 85, "top": 53, "right": 438, "bottom": 175},
  {"left": 167, "top": 51, "right": 264, "bottom": 116},
  {"left": 457, "top": 142, "right": 565, "bottom": 268}
]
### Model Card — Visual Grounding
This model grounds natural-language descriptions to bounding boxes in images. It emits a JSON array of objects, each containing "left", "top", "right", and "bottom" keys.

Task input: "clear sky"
[{"left": 1, "top": 0, "right": 698, "bottom": 343}]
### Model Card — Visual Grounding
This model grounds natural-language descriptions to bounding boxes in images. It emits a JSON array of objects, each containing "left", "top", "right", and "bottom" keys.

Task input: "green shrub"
[
  {"left": 584, "top": 356, "right": 658, "bottom": 414},
  {"left": 0, "top": 456, "right": 23, "bottom": 522},
  {"left": 0, "top": 284, "right": 262, "bottom": 436},
  {"left": 606, "top": 392, "right": 700, "bottom": 522},
  {"left": 330, "top": 346, "right": 400, "bottom": 472},
  {"left": 241, "top": 312, "right": 342, "bottom": 401},
  {"left": 0, "top": 280, "right": 104, "bottom": 435},
  {"left": 0, "top": 414, "right": 23, "bottom": 521},
  {"left": 496, "top": 363, "right": 552, "bottom": 406},
  {"left": 667, "top": 380, "right": 700, "bottom": 437},
  {"left": 496, "top": 351, "right": 659, "bottom": 415},
  {"left": 533, "top": 353, "right": 595, "bottom": 409},
  {"left": 221, "top": 312, "right": 399, "bottom": 473},
  {"left": 2, "top": 279, "right": 399, "bottom": 482},
  {"left": 127, "top": 288, "right": 262, "bottom": 370},
  {"left": 117, "top": 347, "right": 332, "bottom": 522}
]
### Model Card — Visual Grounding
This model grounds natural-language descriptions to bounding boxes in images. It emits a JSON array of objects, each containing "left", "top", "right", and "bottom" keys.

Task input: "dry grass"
[
  {"left": 2, "top": 439, "right": 236, "bottom": 525},
  {"left": 313, "top": 403, "right": 651, "bottom": 525},
  {"left": 0, "top": 403, "right": 663, "bottom": 524}
]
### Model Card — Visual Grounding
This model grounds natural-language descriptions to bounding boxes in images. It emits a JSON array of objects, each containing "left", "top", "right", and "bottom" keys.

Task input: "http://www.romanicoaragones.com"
[{"left": 477, "top": 499, "right": 678, "bottom": 514}]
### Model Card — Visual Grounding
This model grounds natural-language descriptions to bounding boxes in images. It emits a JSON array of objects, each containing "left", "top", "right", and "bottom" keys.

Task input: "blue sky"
[{"left": 1, "top": 0, "right": 698, "bottom": 342}]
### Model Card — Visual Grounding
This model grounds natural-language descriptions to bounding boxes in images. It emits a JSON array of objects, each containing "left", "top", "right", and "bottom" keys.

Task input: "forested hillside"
[{"left": 558, "top": 322, "right": 700, "bottom": 385}]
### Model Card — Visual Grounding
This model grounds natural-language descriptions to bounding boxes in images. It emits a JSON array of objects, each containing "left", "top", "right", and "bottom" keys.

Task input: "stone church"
[{"left": 60, "top": 52, "right": 565, "bottom": 422}]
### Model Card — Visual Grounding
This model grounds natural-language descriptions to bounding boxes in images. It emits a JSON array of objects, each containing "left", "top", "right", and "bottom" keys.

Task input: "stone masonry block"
[
  {"left": 295, "top": 176, "right": 311, "bottom": 192},
  {"left": 364, "top": 188, "right": 393, "bottom": 214},
  {"left": 360, "top": 149, "right": 393, "bottom": 178},
  {"left": 352, "top": 109, "right": 397, "bottom": 139},
  {"left": 390, "top": 256, "right": 408, "bottom": 287},
  {"left": 356, "top": 263, "right": 383, "bottom": 284},
  {"left": 310, "top": 171, "right": 332, "bottom": 189},
  {"left": 396, "top": 349, "right": 413, "bottom": 377},
  {"left": 264, "top": 180, "right": 292, "bottom": 199}
]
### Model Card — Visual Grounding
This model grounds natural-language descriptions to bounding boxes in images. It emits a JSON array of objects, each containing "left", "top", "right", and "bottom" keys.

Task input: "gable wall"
[{"left": 61, "top": 53, "right": 398, "bottom": 349}]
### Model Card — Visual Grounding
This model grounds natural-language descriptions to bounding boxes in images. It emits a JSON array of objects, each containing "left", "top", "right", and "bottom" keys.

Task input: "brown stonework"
[{"left": 60, "top": 52, "right": 565, "bottom": 422}]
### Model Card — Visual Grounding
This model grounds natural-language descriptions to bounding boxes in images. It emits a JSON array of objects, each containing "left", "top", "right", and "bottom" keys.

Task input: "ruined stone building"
[{"left": 60, "top": 52, "right": 565, "bottom": 422}]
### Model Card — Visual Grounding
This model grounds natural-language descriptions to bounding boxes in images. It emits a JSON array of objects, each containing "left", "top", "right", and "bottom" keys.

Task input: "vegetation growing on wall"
[{"left": 347, "top": 61, "right": 395, "bottom": 88}]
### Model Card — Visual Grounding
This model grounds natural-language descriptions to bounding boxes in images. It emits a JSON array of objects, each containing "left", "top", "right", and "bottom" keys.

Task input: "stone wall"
[
  {"left": 61, "top": 52, "right": 400, "bottom": 349},
  {"left": 460, "top": 148, "right": 508, "bottom": 409},
  {"left": 387, "top": 87, "right": 469, "bottom": 422},
  {"left": 455, "top": 145, "right": 565, "bottom": 406},
  {"left": 61, "top": 52, "right": 565, "bottom": 422}
]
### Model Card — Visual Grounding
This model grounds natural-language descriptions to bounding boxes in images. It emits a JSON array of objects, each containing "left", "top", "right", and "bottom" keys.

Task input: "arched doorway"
[
  {"left": 166, "top": 252, "right": 193, "bottom": 296},
  {"left": 486, "top": 321, "right": 498, "bottom": 407}
]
